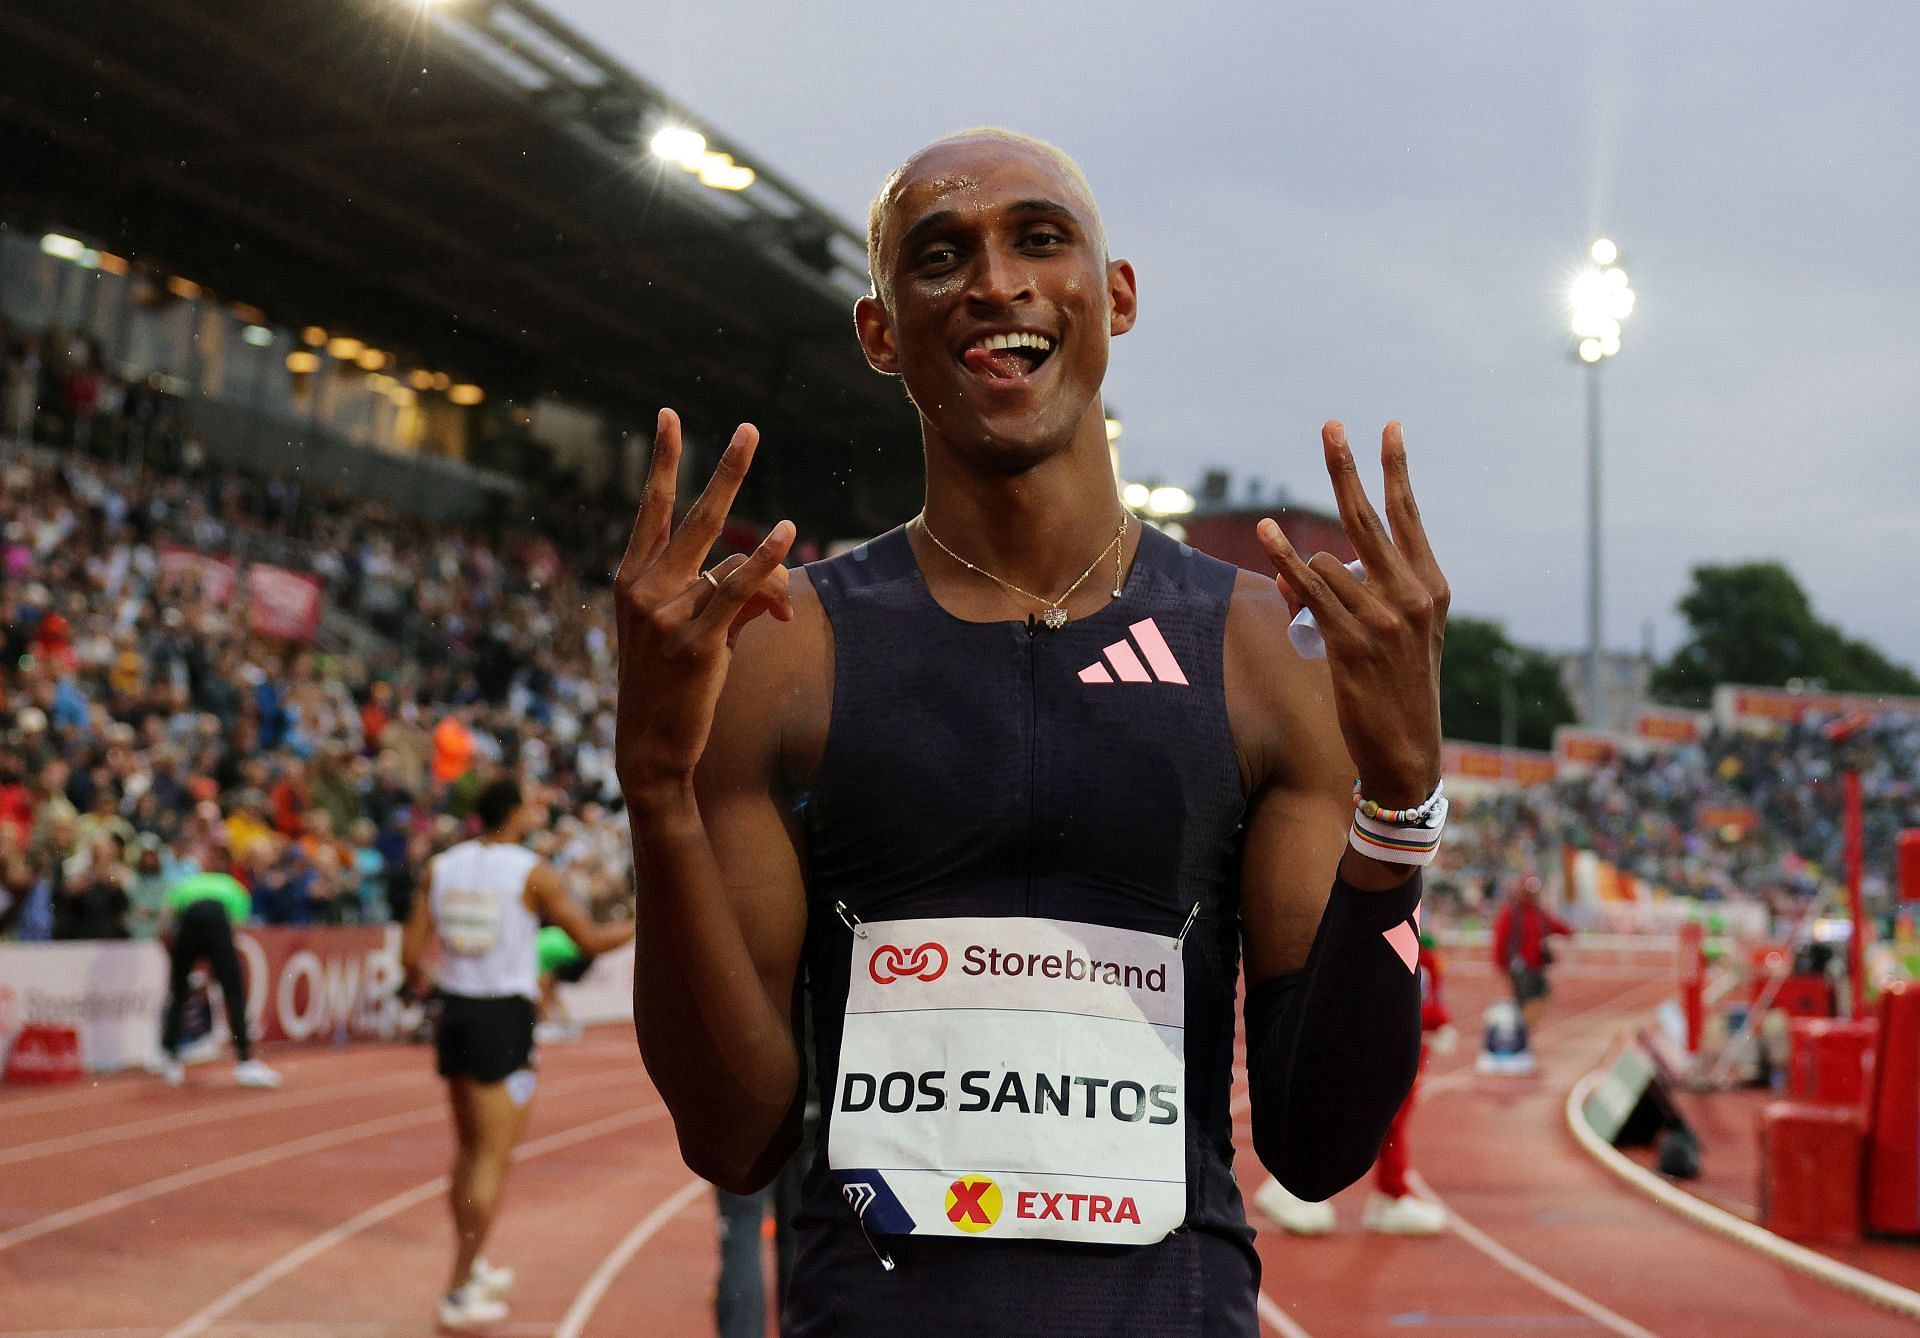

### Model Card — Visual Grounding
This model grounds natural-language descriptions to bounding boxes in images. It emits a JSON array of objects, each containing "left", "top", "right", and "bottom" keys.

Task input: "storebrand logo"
[
  {"left": 868, "top": 942, "right": 948, "bottom": 985},
  {"left": 945, "top": 1175, "right": 1001, "bottom": 1232}
]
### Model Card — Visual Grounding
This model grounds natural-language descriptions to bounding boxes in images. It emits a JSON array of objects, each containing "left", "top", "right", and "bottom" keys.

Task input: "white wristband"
[{"left": 1348, "top": 796, "right": 1449, "bottom": 867}]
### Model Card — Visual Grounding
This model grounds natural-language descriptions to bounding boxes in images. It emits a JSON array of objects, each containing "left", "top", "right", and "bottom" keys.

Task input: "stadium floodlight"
[
  {"left": 327, "top": 336, "right": 365, "bottom": 361},
  {"left": 1122, "top": 482, "right": 1151, "bottom": 510},
  {"left": 1567, "top": 237, "right": 1636, "bottom": 728},
  {"left": 448, "top": 383, "right": 485, "bottom": 406},
  {"left": 285, "top": 351, "right": 320, "bottom": 374},
  {"left": 650, "top": 125, "right": 708, "bottom": 167},
  {"left": 302, "top": 326, "right": 328, "bottom": 347},
  {"left": 357, "top": 347, "right": 388, "bottom": 371},
  {"left": 1147, "top": 486, "right": 1196, "bottom": 517},
  {"left": 242, "top": 325, "right": 274, "bottom": 348},
  {"left": 694, "top": 152, "right": 756, "bottom": 191},
  {"left": 408, "top": 369, "right": 435, "bottom": 391},
  {"left": 39, "top": 233, "right": 85, "bottom": 261}
]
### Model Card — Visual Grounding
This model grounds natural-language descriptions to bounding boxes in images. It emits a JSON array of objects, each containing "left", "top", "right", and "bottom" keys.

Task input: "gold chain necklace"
[{"left": 919, "top": 513, "right": 1129, "bottom": 630}]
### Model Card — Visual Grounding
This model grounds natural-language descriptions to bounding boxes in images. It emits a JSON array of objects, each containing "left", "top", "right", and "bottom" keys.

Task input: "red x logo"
[{"left": 943, "top": 1175, "right": 1004, "bottom": 1232}]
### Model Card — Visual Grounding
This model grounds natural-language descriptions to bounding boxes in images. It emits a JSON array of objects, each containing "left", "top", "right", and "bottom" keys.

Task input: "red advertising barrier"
[
  {"left": 1865, "top": 983, "right": 1920, "bottom": 1235},
  {"left": 1900, "top": 830, "right": 1920, "bottom": 903},
  {"left": 246, "top": 564, "right": 324, "bottom": 643},
  {"left": 3, "top": 1024, "right": 83, "bottom": 1084},
  {"left": 1787, "top": 1018, "right": 1876, "bottom": 1109},
  {"left": 234, "top": 925, "right": 403, "bottom": 1045},
  {"left": 1761, "top": 1102, "right": 1863, "bottom": 1244}
]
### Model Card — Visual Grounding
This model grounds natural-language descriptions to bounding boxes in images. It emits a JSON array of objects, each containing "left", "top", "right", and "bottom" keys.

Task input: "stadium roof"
[{"left": 0, "top": 0, "right": 922, "bottom": 533}]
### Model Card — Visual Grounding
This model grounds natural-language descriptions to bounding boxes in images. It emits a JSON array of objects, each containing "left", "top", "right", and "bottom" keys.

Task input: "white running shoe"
[
  {"left": 1252, "top": 1177, "right": 1336, "bottom": 1236},
  {"left": 1361, "top": 1192, "right": 1447, "bottom": 1236},
  {"left": 160, "top": 1057, "right": 186, "bottom": 1087},
  {"left": 470, "top": 1257, "right": 514, "bottom": 1299},
  {"left": 438, "top": 1286, "right": 509, "bottom": 1331},
  {"left": 233, "top": 1059, "right": 283, "bottom": 1089}
]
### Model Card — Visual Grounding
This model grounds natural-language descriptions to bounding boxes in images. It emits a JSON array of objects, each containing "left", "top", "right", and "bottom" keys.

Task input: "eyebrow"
[{"left": 895, "top": 196, "right": 1084, "bottom": 258}]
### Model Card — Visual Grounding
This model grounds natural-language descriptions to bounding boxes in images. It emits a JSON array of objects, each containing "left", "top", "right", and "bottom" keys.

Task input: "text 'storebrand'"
[{"left": 866, "top": 940, "right": 1168, "bottom": 993}]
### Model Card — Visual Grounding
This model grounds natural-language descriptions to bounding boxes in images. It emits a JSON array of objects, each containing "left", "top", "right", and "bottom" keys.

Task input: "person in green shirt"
[{"left": 157, "top": 871, "right": 281, "bottom": 1089}]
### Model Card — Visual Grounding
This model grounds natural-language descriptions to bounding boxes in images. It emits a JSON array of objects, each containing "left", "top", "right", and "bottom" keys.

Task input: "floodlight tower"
[{"left": 1569, "top": 238, "right": 1636, "bottom": 726}]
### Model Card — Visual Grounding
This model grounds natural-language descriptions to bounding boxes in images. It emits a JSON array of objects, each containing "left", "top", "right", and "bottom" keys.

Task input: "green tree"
[
  {"left": 1440, "top": 617, "right": 1577, "bottom": 750},
  {"left": 1652, "top": 561, "right": 1920, "bottom": 706}
]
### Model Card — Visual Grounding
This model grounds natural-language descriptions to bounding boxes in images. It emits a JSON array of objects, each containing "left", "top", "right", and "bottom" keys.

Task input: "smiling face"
[{"left": 857, "top": 133, "right": 1136, "bottom": 472}]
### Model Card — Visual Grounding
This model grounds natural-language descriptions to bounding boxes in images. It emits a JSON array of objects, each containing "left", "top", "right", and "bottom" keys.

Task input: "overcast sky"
[{"left": 544, "top": 0, "right": 1920, "bottom": 669}]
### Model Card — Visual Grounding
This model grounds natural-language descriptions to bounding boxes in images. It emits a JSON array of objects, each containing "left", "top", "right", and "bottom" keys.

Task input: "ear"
[
  {"left": 1107, "top": 259, "right": 1138, "bottom": 338},
  {"left": 854, "top": 295, "right": 901, "bottom": 376}
]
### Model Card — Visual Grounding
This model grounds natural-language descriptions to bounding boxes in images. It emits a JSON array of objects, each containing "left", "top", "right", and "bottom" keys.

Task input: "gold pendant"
[{"left": 1042, "top": 607, "right": 1069, "bottom": 630}]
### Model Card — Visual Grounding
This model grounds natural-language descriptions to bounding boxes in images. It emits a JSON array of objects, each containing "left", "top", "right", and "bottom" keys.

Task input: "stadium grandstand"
[{"left": 0, "top": 0, "right": 920, "bottom": 535}]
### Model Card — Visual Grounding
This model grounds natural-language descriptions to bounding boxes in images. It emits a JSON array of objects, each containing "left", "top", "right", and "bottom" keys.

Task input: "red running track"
[{"left": 2, "top": 949, "right": 1916, "bottom": 1336}]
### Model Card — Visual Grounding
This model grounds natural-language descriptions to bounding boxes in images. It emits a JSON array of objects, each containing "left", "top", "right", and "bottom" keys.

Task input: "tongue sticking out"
[{"left": 963, "top": 346, "right": 1040, "bottom": 381}]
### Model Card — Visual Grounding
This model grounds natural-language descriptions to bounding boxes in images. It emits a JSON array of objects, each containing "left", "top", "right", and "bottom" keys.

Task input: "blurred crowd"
[
  {"left": 0, "top": 330, "right": 642, "bottom": 941},
  {"left": 1435, "top": 713, "right": 1920, "bottom": 923}
]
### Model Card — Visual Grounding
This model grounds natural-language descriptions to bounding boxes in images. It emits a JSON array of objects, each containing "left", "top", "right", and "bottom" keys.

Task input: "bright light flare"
[
  {"left": 1122, "top": 482, "right": 1150, "bottom": 509},
  {"left": 1104, "top": 415, "right": 1124, "bottom": 442},
  {"left": 650, "top": 126, "right": 708, "bottom": 167},
  {"left": 1570, "top": 245, "right": 1634, "bottom": 357},
  {"left": 694, "top": 152, "right": 755, "bottom": 191},
  {"left": 1147, "top": 486, "right": 1195, "bottom": 516},
  {"left": 39, "top": 233, "right": 85, "bottom": 261},
  {"left": 242, "top": 325, "right": 274, "bottom": 348}
]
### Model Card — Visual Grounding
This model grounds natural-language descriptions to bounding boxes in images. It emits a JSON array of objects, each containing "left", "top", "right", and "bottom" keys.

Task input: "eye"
[
  {"left": 914, "top": 243, "right": 959, "bottom": 270},
  {"left": 1022, "top": 228, "right": 1066, "bottom": 251}
]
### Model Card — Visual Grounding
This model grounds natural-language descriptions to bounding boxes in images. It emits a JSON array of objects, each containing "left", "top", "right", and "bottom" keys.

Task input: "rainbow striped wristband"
[{"left": 1348, "top": 795, "right": 1449, "bottom": 866}]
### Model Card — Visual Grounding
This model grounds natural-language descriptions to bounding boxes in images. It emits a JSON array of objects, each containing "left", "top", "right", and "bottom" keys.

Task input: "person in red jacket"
[
  {"left": 1255, "top": 932, "right": 1458, "bottom": 1236},
  {"left": 1491, "top": 873, "right": 1573, "bottom": 1032}
]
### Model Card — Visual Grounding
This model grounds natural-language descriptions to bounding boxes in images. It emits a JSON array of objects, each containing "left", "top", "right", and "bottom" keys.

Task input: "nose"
[{"left": 964, "top": 242, "right": 1034, "bottom": 311}]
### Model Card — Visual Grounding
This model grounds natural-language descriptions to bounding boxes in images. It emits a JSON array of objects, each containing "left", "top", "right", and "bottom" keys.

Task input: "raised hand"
[
  {"left": 1257, "top": 421, "right": 1448, "bottom": 809},
  {"left": 614, "top": 409, "right": 795, "bottom": 793}
]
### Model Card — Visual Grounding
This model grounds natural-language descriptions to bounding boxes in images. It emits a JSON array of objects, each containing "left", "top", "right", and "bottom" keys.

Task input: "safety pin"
[
  {"left": 1174, "top": 901, "right": 1201, "bottom": 951},
  {"left": 834, "top": 900, "right": 868, "bottom": 939}
]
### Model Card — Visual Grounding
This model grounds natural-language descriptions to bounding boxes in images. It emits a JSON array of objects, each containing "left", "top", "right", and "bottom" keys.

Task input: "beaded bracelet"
[{"left": 1351, "top": 778, "right": 1446, "bottom": 827}]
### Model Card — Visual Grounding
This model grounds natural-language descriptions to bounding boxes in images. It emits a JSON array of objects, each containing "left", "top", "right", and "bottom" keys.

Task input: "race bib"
[
  {"left": 829, "top": 915, "right": 1186, "bottom": 1246},
  {"left": 438, "top": 887, "right": 501, "bottom": 956}
]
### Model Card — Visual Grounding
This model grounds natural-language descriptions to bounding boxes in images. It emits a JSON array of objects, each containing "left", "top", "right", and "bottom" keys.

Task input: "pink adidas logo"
[
  {"left": 1382, "top": 904, "right": 1423, "bottom": 974},
  {"left": 1078, "top": 618, "right": 1190, "bottom": 686}
]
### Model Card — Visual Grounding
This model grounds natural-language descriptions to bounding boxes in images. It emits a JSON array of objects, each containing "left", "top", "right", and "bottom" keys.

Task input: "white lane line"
[
  {"left": 0, "top": 1073, "right": 422, "bottom": 1167},
  {"left": 1406, "top": 1171, "right": 1659, "bottom": 1338},
  {"left": 0, "top": 1035, "right": 639, "bottom": 1166},
  {"left": 1564, "top": 1069, "right": 1920, "bottom": 1323},
  {"left": 159, "top": 1103, "right": 669, "bottom": 1338},
  {"left": 552, "top": 1177, "right": 707, "bottom": 1338},
  {"left": 1255, "top": 1289, "right": 1315, "bottom": 1338},
  {"left": 0, "top": 1068, "right": 639, "bottom": 1254}
]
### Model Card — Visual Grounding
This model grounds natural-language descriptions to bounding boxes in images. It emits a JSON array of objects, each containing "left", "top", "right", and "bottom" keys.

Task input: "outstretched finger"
[
  {"left": 696, "top": 520, "right": 795, "bottom": 636},
  {"left": 1320, "top": 421, "right": 1407, "bottom": 583},
  {"left": 663, "top": 423, "right": 761, "bottom": 576},
  {"left": 1257, "top": 517, "right": 1363, "bottom": 646},
  {"left": 619, "top": 408, "right": 684, "bottom": 580},
  {"left": 1379, "top": 422, "right": 1439, "bottom": 576}
]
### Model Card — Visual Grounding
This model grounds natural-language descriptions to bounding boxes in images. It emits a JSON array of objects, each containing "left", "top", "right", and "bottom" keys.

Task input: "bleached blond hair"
[{"left": 864, "top": 127, "right": 1107, "bottom": 301}]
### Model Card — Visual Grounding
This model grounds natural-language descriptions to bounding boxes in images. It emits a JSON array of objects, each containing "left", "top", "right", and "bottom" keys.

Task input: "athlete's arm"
[
  {"left": 523, "top": 864, "right": 634, "bottom": 958},
  {"left": 1231, "top": 421, "right": 1448, "bottom": 1202},
  {"left": 615, "top": 410, "right": 812, "bottom": 1194},
  {"left": 400, "top": 857, "right": 436, "bottom": 990}
]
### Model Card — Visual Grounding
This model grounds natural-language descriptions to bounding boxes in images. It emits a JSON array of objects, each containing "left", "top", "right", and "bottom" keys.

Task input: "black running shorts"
[{"left": 434, "top": 993, "right": 536, "bottom": 1084}]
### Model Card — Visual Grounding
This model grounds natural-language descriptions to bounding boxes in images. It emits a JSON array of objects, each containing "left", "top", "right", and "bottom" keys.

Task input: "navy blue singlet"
[{"left": 785, "top": 523, "right": 1259, "bottom": 1338}]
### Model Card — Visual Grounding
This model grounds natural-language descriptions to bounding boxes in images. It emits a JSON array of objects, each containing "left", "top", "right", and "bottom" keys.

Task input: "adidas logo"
[
  {"left": 1078, "top": 618, "right": 1189, "bottom": 686},
  {"left": 1381, "top": 903, "right": 1422, "bottom": 975}
]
